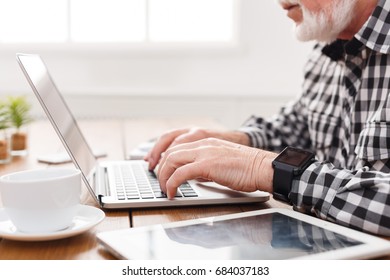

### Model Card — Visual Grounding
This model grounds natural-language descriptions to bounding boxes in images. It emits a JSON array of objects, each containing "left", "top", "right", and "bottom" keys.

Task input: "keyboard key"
[
  {"left": 154, "top": 192, "right": 167, "bottom": 198},
  {"left": 182, "top": 192, "right": 198, "bottom": 197},
  {"left": 126, "top": 195, "right": 141, "bottom": 200},
  {"left": 125, "top": 192, "right": 139, "bottom": 197},
  {"left": 141, "top": 193, "right": 154, "bottom": 199}
]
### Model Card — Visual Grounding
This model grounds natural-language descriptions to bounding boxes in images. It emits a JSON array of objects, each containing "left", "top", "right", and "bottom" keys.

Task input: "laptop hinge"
[{"left": 95, "top": 166, "right": 111, "bottom": 198}]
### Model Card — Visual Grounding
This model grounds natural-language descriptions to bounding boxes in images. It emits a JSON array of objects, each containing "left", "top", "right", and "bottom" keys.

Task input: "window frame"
[{"left": 0, "top": 0, "right": 242, "bottom": 56}]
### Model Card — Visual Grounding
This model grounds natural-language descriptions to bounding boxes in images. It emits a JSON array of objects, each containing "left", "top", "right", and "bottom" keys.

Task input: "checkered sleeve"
[
  {"left": 290, "top": 161, "right": 390, "bottom": 236},
  {"left": 238, "top": 98, "right": 311, "bottom": 152}
]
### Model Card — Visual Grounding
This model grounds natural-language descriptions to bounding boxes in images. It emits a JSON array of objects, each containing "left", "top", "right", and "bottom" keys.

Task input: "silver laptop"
[{"left": 16, "top": 53, "right": 269, "bottom": 209}]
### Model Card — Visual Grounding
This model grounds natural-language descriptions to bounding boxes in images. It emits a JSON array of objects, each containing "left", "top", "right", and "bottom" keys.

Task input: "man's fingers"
[
  {"left": 147, "top": 128, "right": 189, "bottom": 170},
  {"left": 165, "top": 162, "right": 206, "bottom": 199},
  {"left": 158, "top": 149, "right": 197, "bottom": 192}
]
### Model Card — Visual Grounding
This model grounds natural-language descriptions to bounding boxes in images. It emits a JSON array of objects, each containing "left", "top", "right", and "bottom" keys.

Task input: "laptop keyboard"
[{"left": 113, "top": 163, "right": 198, "bottom": 200}]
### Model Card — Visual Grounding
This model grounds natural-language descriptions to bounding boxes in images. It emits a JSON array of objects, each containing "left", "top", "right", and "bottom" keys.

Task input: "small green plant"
[
  {"left": 6, "top": 96, "right": 33, "bottom": 154},
  {"left": 7, "top": 96, "right": 32, "bottom": 131}
]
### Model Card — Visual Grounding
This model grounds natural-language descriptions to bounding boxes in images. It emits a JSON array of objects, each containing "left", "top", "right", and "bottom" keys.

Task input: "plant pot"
[
  {"left": 0, "top": 132, "right": 11, "bottom": 164},
  {"left": 11, "top": 131, "right": 28, "bottom": 156}
]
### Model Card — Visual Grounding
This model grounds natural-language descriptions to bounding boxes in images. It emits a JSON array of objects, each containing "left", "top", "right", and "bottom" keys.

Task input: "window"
[
  {"left": 0, "top": 0, "right": 236, "bottom": 44},
  {"left": 0, "top": 0, "right": 68, "bottom": 43}
]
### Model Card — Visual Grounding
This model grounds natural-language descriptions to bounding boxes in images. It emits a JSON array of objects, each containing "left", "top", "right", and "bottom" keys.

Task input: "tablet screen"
[{"left": 115, "top": 212, "right": 363, "bottom": 260}]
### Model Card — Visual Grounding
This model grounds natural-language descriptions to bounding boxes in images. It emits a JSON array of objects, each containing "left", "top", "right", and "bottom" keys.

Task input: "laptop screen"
[{"left": 17, "top": 54, "right": 97, "bottom": 188}]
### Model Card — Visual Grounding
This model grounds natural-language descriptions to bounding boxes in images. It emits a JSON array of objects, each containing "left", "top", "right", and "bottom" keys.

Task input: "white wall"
[{"left": 0, "top": 0, "right": 313, "bottom": 129}]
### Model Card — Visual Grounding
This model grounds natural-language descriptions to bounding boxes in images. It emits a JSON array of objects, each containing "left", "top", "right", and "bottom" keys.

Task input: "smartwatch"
[{"left": 272, "top": 146, "right": 315, "bottom": 203}]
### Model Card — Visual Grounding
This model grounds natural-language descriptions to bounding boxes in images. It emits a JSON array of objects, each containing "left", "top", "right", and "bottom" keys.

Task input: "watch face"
[{"left": 276, "top": 147, "right": 313, "bottom": 167}]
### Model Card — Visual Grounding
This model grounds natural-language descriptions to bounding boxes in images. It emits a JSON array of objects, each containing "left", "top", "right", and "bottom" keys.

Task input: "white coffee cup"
[{"left": 0, "top": 168, "right": 81, "bottom": 233}]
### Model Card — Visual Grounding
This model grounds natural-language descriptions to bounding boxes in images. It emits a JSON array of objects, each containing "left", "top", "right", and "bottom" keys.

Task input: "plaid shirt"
[{"left": 240, "top": 0, "right": 390, "bottom": 236}]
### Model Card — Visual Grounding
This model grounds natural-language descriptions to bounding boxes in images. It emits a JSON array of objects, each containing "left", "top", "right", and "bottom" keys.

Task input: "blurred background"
[{"left": 0, "top": 0, "right": 313, "bottom": 129}]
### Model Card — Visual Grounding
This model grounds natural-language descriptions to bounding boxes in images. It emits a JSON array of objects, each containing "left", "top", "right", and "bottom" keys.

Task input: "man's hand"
[
  {"left": 145, "top": 127, "right": 251, "bottom": 170},
  {"left": 157, "top": 138, "right": 276, "bottom": 199}
]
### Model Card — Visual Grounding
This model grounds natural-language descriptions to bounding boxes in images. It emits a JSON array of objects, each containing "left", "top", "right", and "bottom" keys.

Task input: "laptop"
[{"left": 16, "top": 53, "right": 270, "bottom": 209}]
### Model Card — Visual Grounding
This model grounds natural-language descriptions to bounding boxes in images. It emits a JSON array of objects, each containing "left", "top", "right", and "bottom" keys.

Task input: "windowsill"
[{"left": 0, "top": 41, "right": 244, "bottom": 57}]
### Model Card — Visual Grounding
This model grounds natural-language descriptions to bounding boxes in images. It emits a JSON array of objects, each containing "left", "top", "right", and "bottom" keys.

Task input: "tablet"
[{"left": 97, "top": 208, "right": 390, "bottom": 260}]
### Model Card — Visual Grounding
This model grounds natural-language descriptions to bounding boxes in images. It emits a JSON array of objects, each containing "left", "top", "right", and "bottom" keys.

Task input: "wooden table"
[
  {"left": 0, "top": 118, "right": 288, "bottom": 260},
  {"left": 0, "top": 118, "right": 387, "bottom": 260}
]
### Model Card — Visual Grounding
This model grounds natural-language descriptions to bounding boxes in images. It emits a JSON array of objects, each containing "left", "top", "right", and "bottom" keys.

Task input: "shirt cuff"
[
  {"left": 237, "top": 126, "right": 267, "bottom": 148},
  {"left": 289, "top": 161, "right": 337, "bottom": 218}
]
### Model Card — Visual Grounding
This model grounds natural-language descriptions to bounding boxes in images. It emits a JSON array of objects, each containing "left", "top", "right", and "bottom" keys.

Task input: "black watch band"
[
  {"left": 272, "top": 147, "right": 315, "bottom": 204},
  {"left": 272, "top": 164, "right": 295, "bottom": 204}
]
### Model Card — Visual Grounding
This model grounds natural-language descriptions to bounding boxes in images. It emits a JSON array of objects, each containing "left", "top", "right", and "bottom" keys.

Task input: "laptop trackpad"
[{"left": 194, "top": 181, "right": 269, "bottom": 198}]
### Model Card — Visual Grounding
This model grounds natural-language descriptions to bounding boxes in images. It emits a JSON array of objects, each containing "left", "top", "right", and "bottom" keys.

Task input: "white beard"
[{"left": 294, "top": 0, "right": 357, "bottom": 43}]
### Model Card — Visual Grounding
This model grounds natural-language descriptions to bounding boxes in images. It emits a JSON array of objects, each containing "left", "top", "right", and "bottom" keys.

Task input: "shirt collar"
[
  {"left": 322, "top": 0, "right": 390, "bottom": 60},
  {"left": 321, "top": 38, "right": 363, "bottom": 61},
  {"left": 354, "top": 0, "right": 390, "bottom": 54}
]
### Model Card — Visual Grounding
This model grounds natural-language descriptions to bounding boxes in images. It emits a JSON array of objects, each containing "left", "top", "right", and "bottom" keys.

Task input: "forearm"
[
  {"left": 238, "top": 100, "right": 311, "bottom": 151},
  {"left": 290, "top": 161, "right": 390, "bottom": 236}
]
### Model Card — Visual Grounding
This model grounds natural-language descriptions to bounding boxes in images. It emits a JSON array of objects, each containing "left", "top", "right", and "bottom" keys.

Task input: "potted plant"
[
  {"left": 7, "top": 96, "right": 33, "bottom": 155},
  {"left": 0, "top": 100, "right": 11, "bottom": 163}
]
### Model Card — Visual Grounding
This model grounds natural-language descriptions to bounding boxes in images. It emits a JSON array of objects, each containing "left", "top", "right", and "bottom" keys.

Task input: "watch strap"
[
  {"left": 272, "top": 147, "right": 316, "bottom": 204},
  {"left": 272, "top": 162, "right": 294, "bottom": 204}
]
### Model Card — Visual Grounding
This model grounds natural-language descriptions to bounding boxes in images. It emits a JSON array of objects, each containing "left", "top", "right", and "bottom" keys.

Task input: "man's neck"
[{"left": 337, "top": 0, "right": 378, "bottom": 40}]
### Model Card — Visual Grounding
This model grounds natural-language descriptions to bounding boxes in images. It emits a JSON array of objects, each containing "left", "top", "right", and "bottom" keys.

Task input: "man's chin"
[{"left": 294, "top": 26, "right": 339, "bottom": 43}]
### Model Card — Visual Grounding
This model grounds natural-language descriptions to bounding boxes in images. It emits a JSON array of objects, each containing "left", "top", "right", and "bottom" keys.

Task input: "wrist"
[
  {"left": 220, "top": 131, "right": 251, "bottom": 146},
  {"left": 254, "top": 150, "right": 277, "bottom": 193}
]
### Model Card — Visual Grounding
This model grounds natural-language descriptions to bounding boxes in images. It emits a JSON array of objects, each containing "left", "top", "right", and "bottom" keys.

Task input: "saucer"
[{"left": 0, "top": 205, "right": 105, "bottom": 241}]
